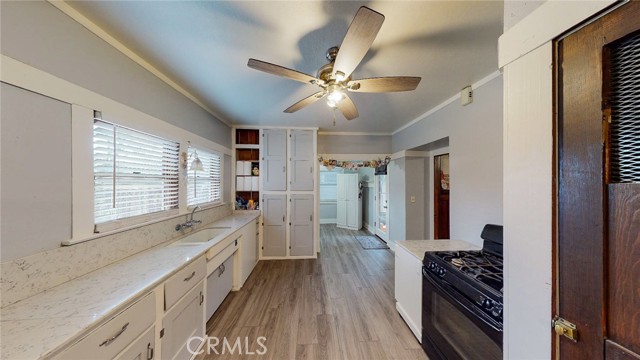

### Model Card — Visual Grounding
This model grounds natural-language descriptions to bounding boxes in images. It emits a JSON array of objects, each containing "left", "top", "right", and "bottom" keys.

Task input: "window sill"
[{"left": 61, "top": 202, "right": 228, "bottom": 246}]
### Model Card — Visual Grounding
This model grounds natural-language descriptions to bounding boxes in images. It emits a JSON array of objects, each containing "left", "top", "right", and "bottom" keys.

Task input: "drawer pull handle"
[
  {"left": 99, "top": 322, "right": 129, "bottom": 347},
  {"left": 184, "top": 271, "right": 196, "bottom": 282}
]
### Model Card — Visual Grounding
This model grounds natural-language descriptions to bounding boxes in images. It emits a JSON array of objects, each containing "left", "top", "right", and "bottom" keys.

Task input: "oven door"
[{"left": 422, "top": 267, "right": 502, "bottom": 360}]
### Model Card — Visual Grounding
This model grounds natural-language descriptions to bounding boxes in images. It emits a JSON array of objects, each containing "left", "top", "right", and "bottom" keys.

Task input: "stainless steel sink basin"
[{"left": 170, "top": 227, "right": 231, "bottom": 246}]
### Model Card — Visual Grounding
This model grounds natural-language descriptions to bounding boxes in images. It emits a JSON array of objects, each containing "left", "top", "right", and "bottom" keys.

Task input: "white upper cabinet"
[
  {"left": 289, "top": 130, "right": 314, "bottom": 191},
  {"left": 262, "top": 129, "right": 287, "bottom": 191}
]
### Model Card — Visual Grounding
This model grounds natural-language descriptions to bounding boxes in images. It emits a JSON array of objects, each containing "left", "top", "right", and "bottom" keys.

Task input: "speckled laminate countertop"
[
  {"left": 0, "top": 213, "right": 259, "bottom": 360},
  {"left": 396, "top": 239, "right": 481, "bottom": 260}
]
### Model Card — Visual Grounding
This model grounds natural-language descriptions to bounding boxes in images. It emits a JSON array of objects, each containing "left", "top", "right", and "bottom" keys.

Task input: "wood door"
[
  {"left": 262, "top": 129, "right": 287, "bottom": 191},
  {"left": 262, "top": 194, "right": 287, "bottom": 257},
  {"left": 290, "top": 194, "right": 314, "bottom": 256},
  {"left": 289, "top": 130, "right": 314, "bottom": 191},
  {"left": 434, "top": 154, "right": 450, "bottom": 239},
  {"left": 555, "top": 3, "right": 640, "bottom": 359}
]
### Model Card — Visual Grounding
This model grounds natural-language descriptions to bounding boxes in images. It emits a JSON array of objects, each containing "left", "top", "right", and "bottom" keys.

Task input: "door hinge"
[
  {"left": 289, "top": 222, "right": 291, "bottom": 226},
  {"left": 160, "top": 328, "right": 165, "bottom": 338},
  {"left": 147, "top": 343, "right": 154, "bottom": 360},
  {"left": 200, "top": 291, "right": 204, "bottom": 305},
  {"left": 552, "top": 316, "right": 578, "bottom": 342},
  {"left": 262, "top": 246, "right": 264, "bottom": 250}
]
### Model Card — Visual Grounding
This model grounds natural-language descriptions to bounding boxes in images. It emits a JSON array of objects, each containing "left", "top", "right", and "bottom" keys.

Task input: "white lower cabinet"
[
  {"left": 161, "top": 281, "right": 205, "bottom": 360},
  {"left": 239, "top": 219, "right": 258, "bottom": 284},
  {"left": 394, "top": 245, "right": 422, "bottom": 342},
  {"left": 206, "top": 255, "right": 233, "bottom": 320},
  {"left": 114, "top": 326, "right": 155, "bottom": 360},
  {"left": 53, "top": 292, "right": 156, "bottom": 360}
]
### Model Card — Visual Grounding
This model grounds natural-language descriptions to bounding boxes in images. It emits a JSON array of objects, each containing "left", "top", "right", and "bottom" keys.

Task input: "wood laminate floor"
[{"left": 198, "top": 225, "right": 427, "bottom": 360}]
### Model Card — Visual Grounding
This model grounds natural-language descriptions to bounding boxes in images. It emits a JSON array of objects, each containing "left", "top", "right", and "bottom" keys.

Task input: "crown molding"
[{"left": 47, "top": 0, "right": 232, "bottom": 127}]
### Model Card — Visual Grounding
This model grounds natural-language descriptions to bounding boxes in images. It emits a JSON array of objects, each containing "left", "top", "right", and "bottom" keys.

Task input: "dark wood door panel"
[
  {"left": 607, "top": 184, "right": 640, "bottom": 355},
  {"left": 606, "top": 341, "right": 640, "bottom": 360}
]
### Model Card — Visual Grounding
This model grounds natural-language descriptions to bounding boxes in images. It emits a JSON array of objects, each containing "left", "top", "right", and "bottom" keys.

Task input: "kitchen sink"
[{"left": 170, "top": 227, "right": 231, "bottom": 246}]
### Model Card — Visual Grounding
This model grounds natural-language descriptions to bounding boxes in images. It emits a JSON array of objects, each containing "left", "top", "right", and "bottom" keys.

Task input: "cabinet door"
[
  {"left": 347, "top": 200, "right": 358, "bottom": 229},
  {"left": 394, "top": 247, "right": 422, "bottom": 341},
  {"left": 114, "top": 326, "right": 155, "bottom": 360},
  {"left": 262, "top": 194, "right": 287, "bottom": 257},
  {"left": 161, "top": 282, "right": 204, "bottom": 360},
  {"left": 336, "top": 200, "right": 346, "bottom": 227},
  {"left": 289, "top": 130, "right": 314, "bottom": 191},
  {"left": 262, "top": 129, "right": 287, "bottom": 191},
  {"left": 240, "top": 220, "right": 258, "bottom": 284},
  {"left": 206, "top": 256, "right": 233, "bottom": 321},
  {"left": 290, "top": 194, "right": 314, "bottom": 256}
]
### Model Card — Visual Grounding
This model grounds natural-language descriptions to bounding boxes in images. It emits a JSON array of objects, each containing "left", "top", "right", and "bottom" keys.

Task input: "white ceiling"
[{"left": 68, "top": 1, "right": 503, "bottom": 134}]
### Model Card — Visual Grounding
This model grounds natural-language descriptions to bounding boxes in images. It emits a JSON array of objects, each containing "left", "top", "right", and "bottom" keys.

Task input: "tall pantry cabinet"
[{"left": 233, "top": 127, "right": 318, "bottom": 259}]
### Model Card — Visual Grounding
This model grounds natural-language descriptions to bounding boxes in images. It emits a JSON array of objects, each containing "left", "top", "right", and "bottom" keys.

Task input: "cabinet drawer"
[
  {"left": 114, "top": 325, "right": 155, "bottom": 360},
  {"left": 165, "top": 256, "right": 206, "bottom": 310},
  {"left": 207, "top": 240, "right": 238, "bottom": 276},
  {"left": 55, "top": 292, "right": 155, "bottom": 360}
]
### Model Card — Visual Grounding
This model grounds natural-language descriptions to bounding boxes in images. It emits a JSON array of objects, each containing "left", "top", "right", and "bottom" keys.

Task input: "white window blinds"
[
  {"left": 187, "top": 147, "right": 222, "bottom": 206},
  {"left": 93, "top": 119, "right": 180, "bottom": 225}
]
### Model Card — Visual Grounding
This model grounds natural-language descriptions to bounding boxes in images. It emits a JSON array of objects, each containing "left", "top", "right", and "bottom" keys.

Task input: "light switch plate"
[{"left": 410, "top": 196, "right": 416, "bottom": 203}]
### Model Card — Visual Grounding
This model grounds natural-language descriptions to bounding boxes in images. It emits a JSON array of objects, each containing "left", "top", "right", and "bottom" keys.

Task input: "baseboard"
[
  {"left": 396, "top": 302, "right": 422, "bottom": 343},
  {"left": 320, "top": 219, "right": 337, "bottom": 224}
]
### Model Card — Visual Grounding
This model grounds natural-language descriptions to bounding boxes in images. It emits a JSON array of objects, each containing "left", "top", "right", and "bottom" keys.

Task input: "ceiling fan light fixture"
[{"left": 326, "top": 87, "right": 345, "bottom": 108}]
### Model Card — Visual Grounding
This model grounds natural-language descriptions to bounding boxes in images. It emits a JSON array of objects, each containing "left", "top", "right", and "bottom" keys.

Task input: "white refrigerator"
[{"left": 336, "top": 173, "right": 362, "bottom": 230}]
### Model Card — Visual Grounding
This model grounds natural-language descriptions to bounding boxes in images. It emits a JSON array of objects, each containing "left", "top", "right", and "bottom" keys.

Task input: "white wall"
[
  {"left": 0, "top": 1, "right": 231, "bottom": 148},
  {"left": 318, "top": 134, "right": 392, "bottom": 154},
  {"left": 392, "top": 75, "right": 504, "bottom": 246}
]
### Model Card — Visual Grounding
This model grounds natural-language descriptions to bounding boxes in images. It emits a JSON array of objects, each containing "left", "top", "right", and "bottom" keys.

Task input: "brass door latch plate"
[{"left": 553, "top": 316, "right": 578, "bottom": 342}]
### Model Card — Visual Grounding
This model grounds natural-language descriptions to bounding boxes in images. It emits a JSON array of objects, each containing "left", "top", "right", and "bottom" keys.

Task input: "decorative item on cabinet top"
[{"left": 318, "top": 155, "right": 391, "bottom": 170}]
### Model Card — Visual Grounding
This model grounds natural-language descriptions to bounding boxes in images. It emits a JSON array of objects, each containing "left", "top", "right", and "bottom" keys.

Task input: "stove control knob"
[
  {"left": 428, "top": 262, "right": 436, "bottom": 271},
  {"left": 438, "top": 268, "right": 446, "bottom": 277},
  {"left": 482, "top": 298, "right": 493, "bottom": 309}
]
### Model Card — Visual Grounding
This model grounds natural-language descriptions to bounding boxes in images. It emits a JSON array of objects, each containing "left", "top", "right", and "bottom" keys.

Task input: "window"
[
  {"left": 187, "top": 147, "right": 222, "bottom": 206},
  {"left": 93, "top": 119, "right": 180, "bottom": 226},
  {"left": 319, "top": 166, "right": 342, "bottom": 201}
]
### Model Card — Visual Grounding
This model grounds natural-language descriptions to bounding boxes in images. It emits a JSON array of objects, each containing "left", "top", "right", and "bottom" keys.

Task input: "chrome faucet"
[{"left": 175, "top": 206, "right": 202, "bottom": 231}]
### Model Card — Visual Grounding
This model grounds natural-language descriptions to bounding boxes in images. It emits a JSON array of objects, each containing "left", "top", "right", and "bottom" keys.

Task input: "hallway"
[{"left": 199, "top": 225, "right": 426, "bottom": 359}]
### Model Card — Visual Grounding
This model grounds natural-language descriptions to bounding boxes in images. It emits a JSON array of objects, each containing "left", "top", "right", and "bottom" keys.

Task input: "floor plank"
[{"left": 198, "top": 224, "right": 428, "bottom": 360}]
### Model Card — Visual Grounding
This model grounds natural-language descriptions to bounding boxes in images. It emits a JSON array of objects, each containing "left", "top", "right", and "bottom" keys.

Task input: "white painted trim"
[
  {"left": 317, "top": 131, "right": 391, "bottom": 136},
  {"left": 318, "top": 153, "right": 390, "bottom": 161},
  {"left": 71, "top": 105, "right": 95, "bottom": 241},
  {"left": 320, "top": 219, "right": 337, "bottom": 225},
  {"left": 390, "top": 150, "right": 429, "bottom": 160},
  {"left": 47, "top": 0, "right": 231, "bottom": 126},
  {"left": 392, "top": 70, "right": 502, "bottom": 135},
  {"left": 364, "top": 222, "right": 376, "bottom": 235},
  {"left": 498, "top": 0, "right": 617, "bottom": 68},
  {"left": 0, "top": 55, "right": 231, "bottom": 156},
  {"left": 234, "top": 125, "right": 319, "bottom": 130}
]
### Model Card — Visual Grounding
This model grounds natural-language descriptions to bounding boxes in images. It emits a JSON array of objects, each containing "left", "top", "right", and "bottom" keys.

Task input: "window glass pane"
[
  {"left": 93, "top": 120, "right": 179, "bottom": 224},
  {"left": 187, "top": 147, "right": 222, "bottom": 206}
]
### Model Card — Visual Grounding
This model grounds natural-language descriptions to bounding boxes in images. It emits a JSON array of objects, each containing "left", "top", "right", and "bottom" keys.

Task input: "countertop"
[
  {"left": 0, "top": 213, "right": 259, "bottom": 360},
  {"left": 396, "top": 239, "right": 481, "bottom": 261}
]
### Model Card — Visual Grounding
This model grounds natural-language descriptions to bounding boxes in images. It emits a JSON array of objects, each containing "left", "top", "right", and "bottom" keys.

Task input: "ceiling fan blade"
[
  {"left": 284, "top": 91, "right": 326, "bottom": 113},
  {"left": 337, "top": 94, "right": 359, "bottom": 120},
  {"left": 248, "top": 58, "right": 321, "bottom": 85},
  {"left": 333, "top": 6, "right": 385, "bottom": 79},
  {"left": 348, "top": 77, "right": 421, "bottom": 93}
]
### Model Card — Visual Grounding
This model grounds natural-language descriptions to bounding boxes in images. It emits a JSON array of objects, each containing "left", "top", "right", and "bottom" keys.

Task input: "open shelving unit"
[{"left": 234, "top": 129, "right": 260, "bottom": 210}]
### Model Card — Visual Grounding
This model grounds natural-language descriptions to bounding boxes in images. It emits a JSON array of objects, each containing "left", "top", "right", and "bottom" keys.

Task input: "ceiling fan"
[{"left": 247, "top": 6, "right": 422, "bottom": 121}]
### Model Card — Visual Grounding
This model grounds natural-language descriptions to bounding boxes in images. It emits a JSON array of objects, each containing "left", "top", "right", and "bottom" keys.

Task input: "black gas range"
[{"left": 421, "top": 224, "right": 503, "bottom": 360}]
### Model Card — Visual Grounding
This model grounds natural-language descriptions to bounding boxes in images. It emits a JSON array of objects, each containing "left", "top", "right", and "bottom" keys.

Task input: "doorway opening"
[{"left": 434, "top": 154, "right": 450, "bottom": 239}]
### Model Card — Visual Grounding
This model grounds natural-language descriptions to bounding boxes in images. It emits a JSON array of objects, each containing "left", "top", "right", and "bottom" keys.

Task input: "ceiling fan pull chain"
[{"left": 333, "top": 108, "right": 337, "bottom": 127}]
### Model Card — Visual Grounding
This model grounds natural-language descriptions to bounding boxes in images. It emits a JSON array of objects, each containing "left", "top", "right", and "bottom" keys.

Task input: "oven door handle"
[{"left": 423, "top": 269, "right": 502, "bottom": 333}]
